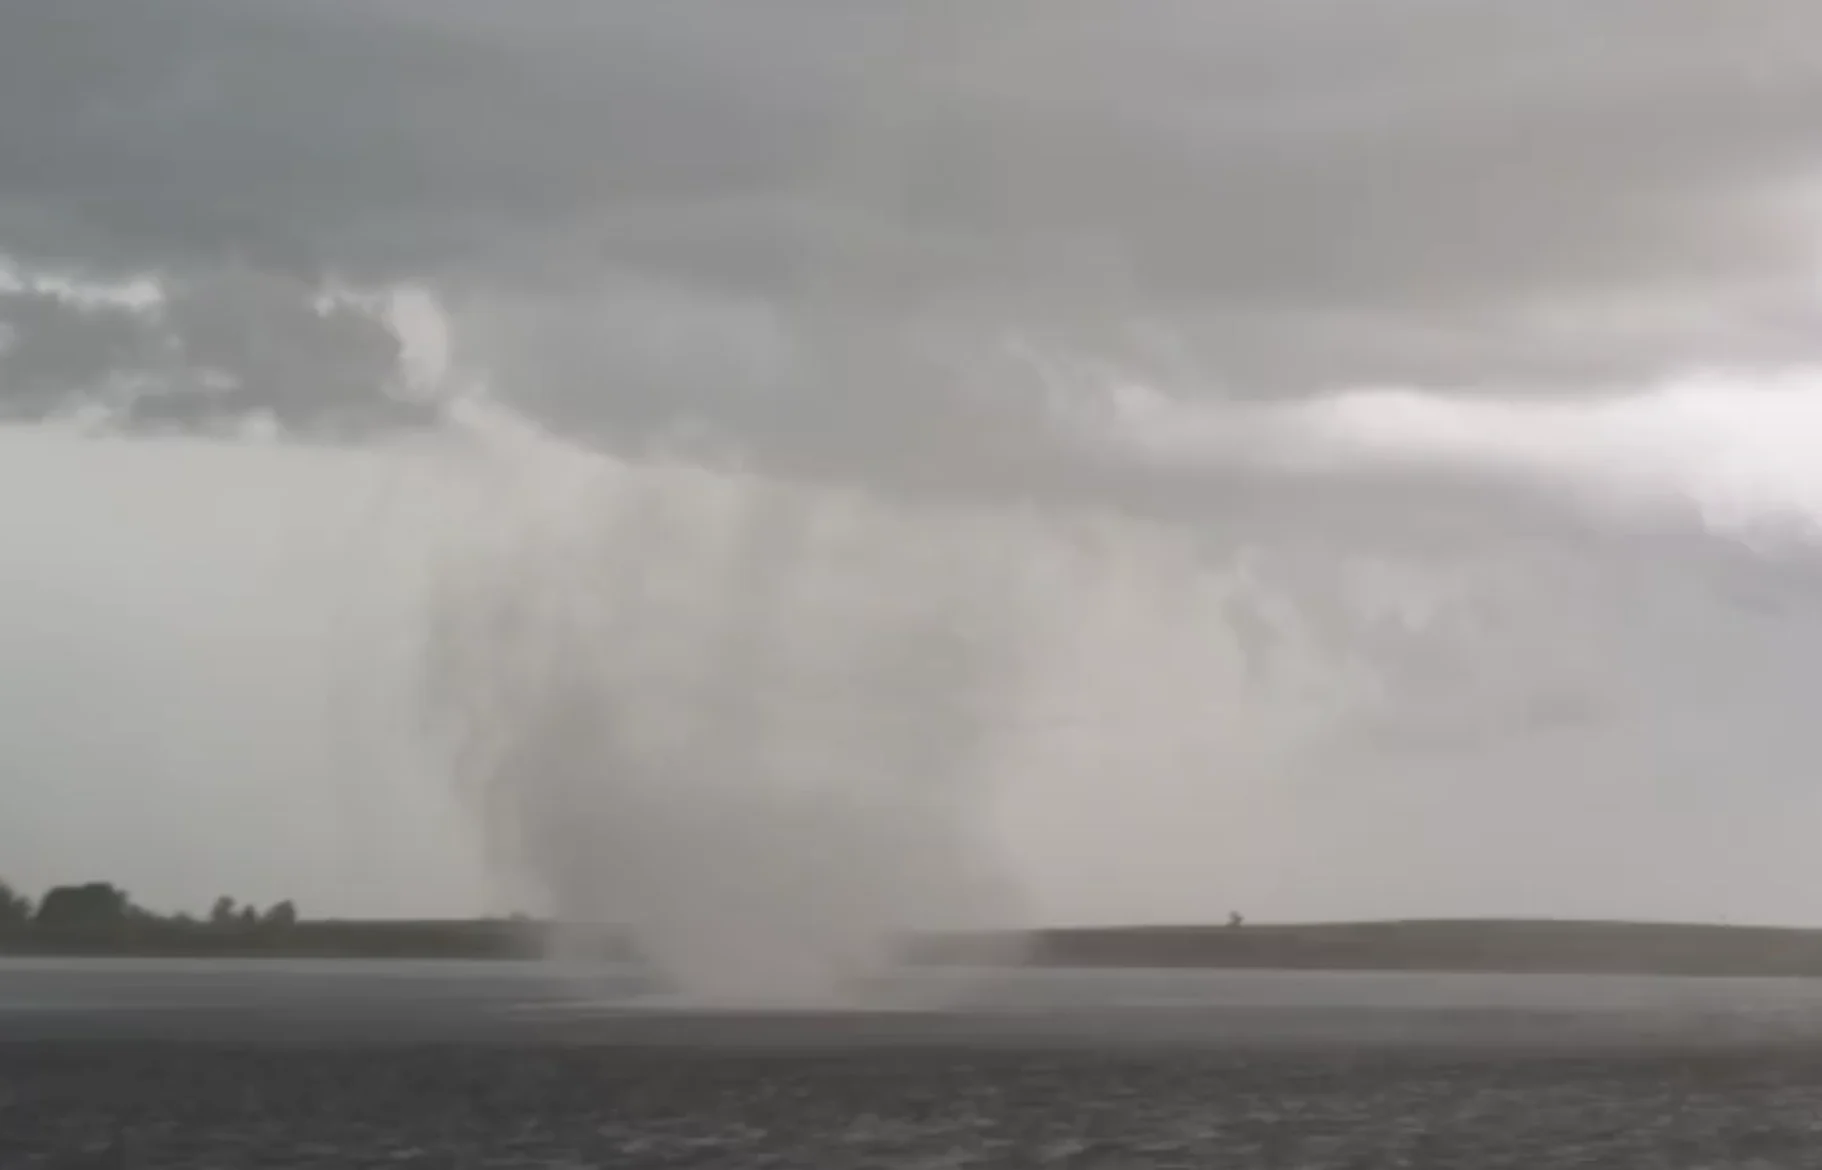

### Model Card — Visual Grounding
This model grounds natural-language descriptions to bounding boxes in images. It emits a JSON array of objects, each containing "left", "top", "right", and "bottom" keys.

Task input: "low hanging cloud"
[
  {"left": 0, "top": 257, "right": 439, "bottom": 437},
  {"left": 1092, "top": 365, "right": 1822, "bottom": 545}
]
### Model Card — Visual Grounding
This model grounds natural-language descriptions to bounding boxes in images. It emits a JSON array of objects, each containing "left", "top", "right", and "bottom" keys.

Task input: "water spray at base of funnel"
[{"left": 408, "top": 419, "right": 1039, "bottom": 1007}]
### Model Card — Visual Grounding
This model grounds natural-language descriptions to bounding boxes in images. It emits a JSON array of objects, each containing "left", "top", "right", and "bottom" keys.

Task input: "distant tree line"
[
  {"left": 0, "top": 879, "right": 299, "bottom": 950},
  {"left": 0, "top": 877, "right": 551, "bottom": 959}
]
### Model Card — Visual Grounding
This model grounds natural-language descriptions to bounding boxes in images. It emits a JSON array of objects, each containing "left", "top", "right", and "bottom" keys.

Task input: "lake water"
[
  {"left": 10, "top": 957, "right": 1822, "bottom": 1047},
  {"left": 12, "top": 959, "right": 1822, "bottom": 1165}
]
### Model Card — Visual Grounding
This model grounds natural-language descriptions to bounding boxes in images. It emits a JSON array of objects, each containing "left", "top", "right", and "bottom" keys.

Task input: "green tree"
[
  {"left": 0, "top": 879, "right": 31, "bottom": 929},
  {"left": 35, "top": 882, "right": 131, "bottom": 932},
  {"left": 261, "top": 900, "right": 298, "bottom": 930}
]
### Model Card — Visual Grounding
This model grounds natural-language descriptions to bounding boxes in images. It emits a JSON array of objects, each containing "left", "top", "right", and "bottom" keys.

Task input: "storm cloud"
[
  {"left": 3, "top": 0, "right": 1822, "bottom": 449},
  {"left": 9, "top": 2, "right": 1822, "bottom": 937}
]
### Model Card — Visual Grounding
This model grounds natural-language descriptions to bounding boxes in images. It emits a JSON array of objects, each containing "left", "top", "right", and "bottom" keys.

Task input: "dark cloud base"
[{"left": 4, "top": 1, "right": 1822, "bottom": 471}]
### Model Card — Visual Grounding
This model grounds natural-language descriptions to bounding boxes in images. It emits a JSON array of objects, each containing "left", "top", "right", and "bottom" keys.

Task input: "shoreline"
[{"left": 10, "top": 918, "right": 1822, "bottom": 978}]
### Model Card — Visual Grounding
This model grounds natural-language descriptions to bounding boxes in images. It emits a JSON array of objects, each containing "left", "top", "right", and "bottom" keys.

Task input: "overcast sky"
[{"left": 5, "top": 1, "right": 1822, "bottom": 941}]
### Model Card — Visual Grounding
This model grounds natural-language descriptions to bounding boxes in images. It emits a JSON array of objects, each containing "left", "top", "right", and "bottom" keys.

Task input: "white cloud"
[
  {"left": 1097, "top": 365, "right": 1822, "bottom": 545},
  {"left": 384, "top": 285, "right": 454, "bottom": 395},
  {"left": 0, "top": 254, "right": 165, "bottom": 312}
]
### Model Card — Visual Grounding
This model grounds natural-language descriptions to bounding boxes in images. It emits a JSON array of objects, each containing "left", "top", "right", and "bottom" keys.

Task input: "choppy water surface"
[
  {"left": 13, "top": 961, "right": 1822, "bottom": 1165},
  {"left": 12, "top": 1042, "right": 1822, "bottom": 1167}
]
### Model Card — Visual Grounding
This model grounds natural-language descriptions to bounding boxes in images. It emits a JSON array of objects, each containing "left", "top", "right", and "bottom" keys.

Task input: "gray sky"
[{"left": 5, "top": 1, "right": 1822, "bottom": 937}]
